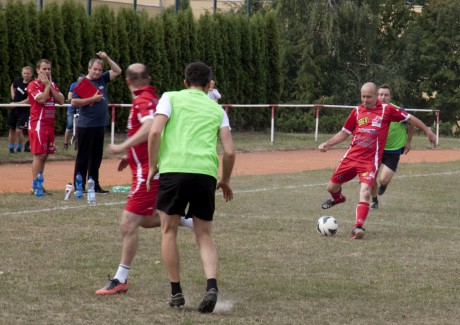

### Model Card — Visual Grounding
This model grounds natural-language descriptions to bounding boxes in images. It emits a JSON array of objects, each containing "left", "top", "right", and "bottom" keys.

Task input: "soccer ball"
[{"left": 316, "top": 216, "right": 338, "bottom": 236}]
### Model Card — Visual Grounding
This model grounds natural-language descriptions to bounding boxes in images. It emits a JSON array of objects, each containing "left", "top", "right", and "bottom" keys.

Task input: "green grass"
[{"left": 1, "top": 160, "right": 460, "bottom": 324}]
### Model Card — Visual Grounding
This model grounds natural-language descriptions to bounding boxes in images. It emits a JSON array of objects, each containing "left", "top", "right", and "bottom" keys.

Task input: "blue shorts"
[{"left": 66, "top": 110, "right": 75, "bottom": 132}]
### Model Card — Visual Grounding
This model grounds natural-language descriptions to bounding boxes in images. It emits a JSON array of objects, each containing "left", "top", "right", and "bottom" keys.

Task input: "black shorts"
[
  {"left": 156, "top": 173, "right": 217, "bottom": 221},
  {"left": 381, "top": 152, "right": 401, "bottom": 172},
  {"left": 7, "top": 108, "right": 29, "bottom": 129}
]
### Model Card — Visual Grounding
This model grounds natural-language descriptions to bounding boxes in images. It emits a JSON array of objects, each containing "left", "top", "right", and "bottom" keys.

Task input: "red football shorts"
[
  {"left": 124, "top": 178, "right": 159, "bottom": 216},
  {"left": 28, "top": 127, "right": 55, "bottom": 154},
  {"left": 330, "top": 158, "right": 378, "bottom": 187}
]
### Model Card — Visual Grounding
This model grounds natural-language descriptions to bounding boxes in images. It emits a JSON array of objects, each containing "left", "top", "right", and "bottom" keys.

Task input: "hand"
[
  {"left": 427, "top": 130, "right": 437, "bottom": 146},
  {"left": 216, "top": 181, "right": 233, "bottom": 202},
  {"left": 404, "top": 142, "right": 412, "bottom": 154},
  {"left": 117, "top": 156, "right": 129, "bottom": 172},
  {"left": 38, "top": 72, "right": 50, "bottom": 86},
  {"left": 318, "top": 142, "right": 329, "bottom": 152},
  {"left": 96, "top": 51, "right": 108, "bottom": 60},
  {"left": 146, "top": 166, "right": 159, "bottom": 191},
  {"left": 91, "top": 93, "right": 104, "bottom": 103}
]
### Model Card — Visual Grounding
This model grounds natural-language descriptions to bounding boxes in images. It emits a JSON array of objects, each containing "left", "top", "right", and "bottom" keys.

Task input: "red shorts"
[
  {"left": 124, "top": 177, "right": 159, "bottom": 216},
  {"left": 28, "top": 127, "right": 55, "bottom": 154},
  {"left": 330, "top": 158, "right": 378, "bottom": 187}
]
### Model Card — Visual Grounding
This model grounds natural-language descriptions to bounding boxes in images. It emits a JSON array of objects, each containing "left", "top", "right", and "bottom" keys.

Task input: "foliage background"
[{"left": 0, "top": 0, "right": 459, "bottom": 136}]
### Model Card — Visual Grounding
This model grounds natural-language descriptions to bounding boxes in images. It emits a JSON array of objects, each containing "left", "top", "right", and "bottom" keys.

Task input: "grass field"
[{"left": 1, "top": 156, "right": 459, "bottom": 324}]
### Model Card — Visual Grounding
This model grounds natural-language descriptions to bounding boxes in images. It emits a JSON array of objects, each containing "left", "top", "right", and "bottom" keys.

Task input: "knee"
[{"left": 120, "top": 219, "right": 137, "bottom": 237}]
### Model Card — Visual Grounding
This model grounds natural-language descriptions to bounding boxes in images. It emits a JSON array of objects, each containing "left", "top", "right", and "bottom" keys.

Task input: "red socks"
[{"left": 355, "top": 201, "right": 369, "bottom": 228}]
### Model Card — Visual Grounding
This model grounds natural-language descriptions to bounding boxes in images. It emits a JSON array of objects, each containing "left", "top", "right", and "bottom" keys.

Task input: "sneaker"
[
  {"left": 63, "top": 143, "right": 69, "bottom": 150},
  {"left": 95, "top": 187, "right": 110, "bottom": 194},
  {"left": 95, "top": 278, "right": 128, "bottom": 295},
  {"left": 321, "top": 196, "right": 346, "bottom": 209},
  {"left": 371, "top": 201, "right": 378, "bottom": 209},
  {"left": 9, "top": 148, "right": 15, "bottom": 154},
  {"left": 16, "top": 148, "right": 22, "bottom": 153},
  {"left": 197, "top": 288, "right": 218, "bottom": 313},
  {"left": 351, "top": 226, "right": 365, "bottom": 239},
  {"left": 378, "top": 185, "right": 387, "bottom": 196},
  {"left": 169, "top": 293, "right": 185, "bottom": 308}
]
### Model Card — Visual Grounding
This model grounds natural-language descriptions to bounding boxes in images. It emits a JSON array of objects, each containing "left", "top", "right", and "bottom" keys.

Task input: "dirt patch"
[{"left": 1, "top": 149, "right": 459, "bottom": 194}]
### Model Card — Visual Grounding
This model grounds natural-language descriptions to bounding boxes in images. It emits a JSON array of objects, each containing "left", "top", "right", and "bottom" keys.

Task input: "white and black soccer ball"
[{"left": 316, "top": 216, "right": 338, "bottom": 236}]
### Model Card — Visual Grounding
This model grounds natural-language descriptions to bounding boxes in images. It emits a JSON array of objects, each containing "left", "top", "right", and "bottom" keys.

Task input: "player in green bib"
[
  {"left": 371, "top": 84, "right": 414, "bottom": 209},
  {"left": 147, "top": 62, "right": 235, "bottom": 313}
]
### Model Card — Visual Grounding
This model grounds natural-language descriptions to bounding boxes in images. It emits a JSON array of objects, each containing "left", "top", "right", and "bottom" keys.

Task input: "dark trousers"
[{"left": 74, "top": 126, "right": 105, "bottom": 190}]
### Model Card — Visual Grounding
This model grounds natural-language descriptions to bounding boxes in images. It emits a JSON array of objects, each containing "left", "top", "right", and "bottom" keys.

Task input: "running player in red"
[
  {"left": 96, "top": 64, "right": 192, "bottom": 295},
  {"left": 318, "top": 82, "right": 436, "bottom": 239},
  {"left": 27, "top": 59, "right": 65, "bottom": 194}
]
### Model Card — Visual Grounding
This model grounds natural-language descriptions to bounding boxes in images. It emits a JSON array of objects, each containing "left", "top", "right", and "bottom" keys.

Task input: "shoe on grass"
[
  {"left": 169, "top": 293, "right": 185, "bottom": 308},
  {"left": 371, "top": 201, "right": 378, "bottom": 209},
  {"left": 351, "top": 226, "right": 365, "bottom": 239},
  {"left": 197, "top": 288, "right": 218, "bottom": 313},
  {"left": 378, "top": 185, "right": 387, "bottom": 195},
  {"left": 95, "top": 278, "right": 128, "bottom": 295}
]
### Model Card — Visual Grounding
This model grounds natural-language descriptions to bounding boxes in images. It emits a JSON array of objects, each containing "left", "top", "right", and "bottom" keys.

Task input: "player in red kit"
[
  {"left": 318, "top": 82, "right": 436, "bottom": 239},
  {"left": 27, "top": 59, "right": 65, "bottom": 194},
  {"left": 96, "top": 64, "right": 192, "bottom": 295}
]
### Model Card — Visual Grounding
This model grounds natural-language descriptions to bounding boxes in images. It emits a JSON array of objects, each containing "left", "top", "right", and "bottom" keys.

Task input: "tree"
[{"left": 400, "top": 0, "right": 460, "bottom": 121}]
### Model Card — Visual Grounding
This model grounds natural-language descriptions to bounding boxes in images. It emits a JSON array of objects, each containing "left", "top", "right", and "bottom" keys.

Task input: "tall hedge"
[{"left": 0, "top": 0, "right": 282, "bottom": 135}]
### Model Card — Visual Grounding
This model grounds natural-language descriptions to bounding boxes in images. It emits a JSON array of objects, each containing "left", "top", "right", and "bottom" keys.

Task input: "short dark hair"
[
  {"left": 36, "top": 59, "right": 51, "bottom": 69},
  {"left": 184, "top": 62, "right": 212, "bottom": 88},
  {"left": 378, "top": 84, "right": 392, "bottom": 95}
]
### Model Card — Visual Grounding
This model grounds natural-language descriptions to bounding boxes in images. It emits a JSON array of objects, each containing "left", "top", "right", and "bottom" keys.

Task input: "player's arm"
[
  {"left": 146, "top": 113, "right": 168, "bottom": 190},
  {"left": 108, "top": 118, "right": 153, "bottom": 154},
  {"left": 404, "top": 123, "right": 415, "bottom": 154},
  {"left": 318, "top": 130, "right": 349, "bottom": 152},
  {"left": 407, "top": 115, "right": 436, "bottom": 145},
  {"left": 10, "top": 83, "right": 15, "bottom": 100},
  {"left": 217, "top": 125, "right": 235, "bottom": 202},
  {"left": 49, "top": 86, "right": 65, "bottom": 105}
]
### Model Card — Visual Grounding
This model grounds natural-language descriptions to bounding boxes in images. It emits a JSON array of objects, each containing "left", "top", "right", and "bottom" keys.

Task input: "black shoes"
[
  {"left": 321, "top": 195, "right": 346, "bottom": 209},
  {"left": 197, "top": 288, "right": 218, "bottom": 313},
  {"left": 371, "top": 201, "right": 379, "bottom": 209},
  {"left": 378, "top": 185, "right": 387, "bottom": 195},
  {"left": 169, "top": 293, "right": 185, "bottom": 308}
]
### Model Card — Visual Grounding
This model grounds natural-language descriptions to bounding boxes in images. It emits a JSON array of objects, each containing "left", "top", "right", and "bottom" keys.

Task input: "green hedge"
[{"left": 0, "top": 1, "right": 281, "bottom": 135}]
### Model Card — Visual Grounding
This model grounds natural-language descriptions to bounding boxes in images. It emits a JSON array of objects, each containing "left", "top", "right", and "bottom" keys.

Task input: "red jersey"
[
  {"left": 27, "top": 78, "right": 60, "bottom": 129},
  {"left": 341, "top": 100, "right": 410, "bottom": 166},
  {"left": 127, "top": 86, "right": 159, "bottom": 173}
]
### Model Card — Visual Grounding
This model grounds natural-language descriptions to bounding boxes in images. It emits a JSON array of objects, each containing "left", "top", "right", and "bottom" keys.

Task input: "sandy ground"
[{"left": 1, "top": 148, "right": 460, "bottom": 194}]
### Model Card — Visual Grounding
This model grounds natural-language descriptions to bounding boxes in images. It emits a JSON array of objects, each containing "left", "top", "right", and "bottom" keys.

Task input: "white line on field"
[{"left": 1, "top": 170, "right": 459, "bottom": 217}]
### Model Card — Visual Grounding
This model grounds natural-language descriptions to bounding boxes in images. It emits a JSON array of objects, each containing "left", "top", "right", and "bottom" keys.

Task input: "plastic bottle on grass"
[
  {"left": 87, "top": 176, "right": 96, "bottom": 206},
  {"left": 65, "top": 182, "right": 73, "bottom": 201},
  {"left": 35, "top": 172, "right": 44, "bottom": 198},
  {"left": 75, "top": 172, "right": 83, "bottom": 200}
]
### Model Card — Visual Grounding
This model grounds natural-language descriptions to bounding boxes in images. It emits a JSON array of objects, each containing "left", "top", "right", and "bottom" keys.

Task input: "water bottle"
[
  {"left": 65, "top": 182, "right": 73, "bottom": 201},
  {"left": 35, "top": 172, "right": 44, "bottom": 198},
  {"left": 75, "top": 172, "right": 83, "bottom": 200},
  {"left": 87, "top": 176, "right": 96, "bottom": 206}
]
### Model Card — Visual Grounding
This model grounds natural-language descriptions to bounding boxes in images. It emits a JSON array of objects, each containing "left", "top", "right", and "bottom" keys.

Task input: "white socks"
[{"left": 114, "top": 264, "right": 130, "bottom": 283}]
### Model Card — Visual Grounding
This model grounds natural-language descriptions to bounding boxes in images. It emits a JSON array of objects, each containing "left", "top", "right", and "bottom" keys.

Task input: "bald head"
[
  {"left": 360, "top": 82, "right": 378, "bottom": 109},
  {"left": 125, "top": 63, "right": 151, "bottom": 89}
]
